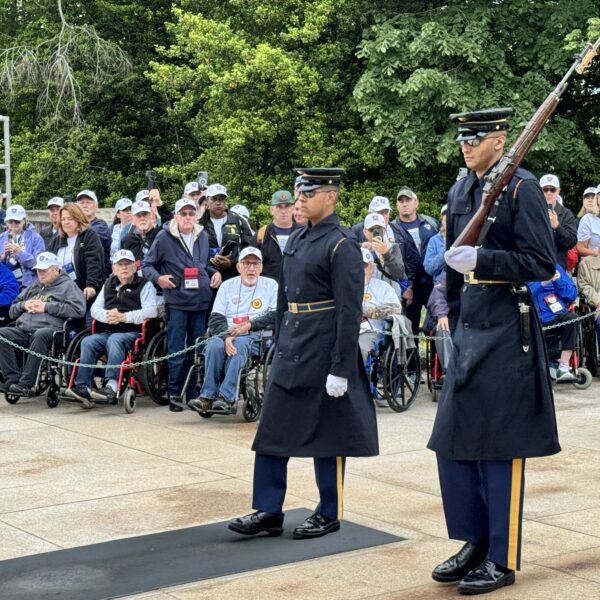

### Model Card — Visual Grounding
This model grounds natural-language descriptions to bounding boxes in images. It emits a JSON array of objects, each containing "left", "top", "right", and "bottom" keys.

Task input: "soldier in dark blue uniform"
[
  {"left": 428, "top": 109, "right": 561, "bottom": 595},
  {"left": 228, "top": 168, "right": 379, "bottom": 539}
]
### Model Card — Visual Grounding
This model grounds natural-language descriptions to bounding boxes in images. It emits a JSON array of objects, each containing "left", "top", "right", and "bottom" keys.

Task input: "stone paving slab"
[{"left": 0, "top": 379, "right": 599, "bottom": 598}]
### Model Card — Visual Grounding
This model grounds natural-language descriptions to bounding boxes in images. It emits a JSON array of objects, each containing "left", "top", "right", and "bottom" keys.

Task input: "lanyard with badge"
[
  {"left": 177, "top": 234, "right": 201, "bottom": 289},
  {"left": 5, "top": 233, "right": 23, "bottom": 279},
  {"left": 233, "top": 280, "right": 258, "bottom": 324},
  {"left": 543, "top": 294, "right": 563, "bottom": 314}
]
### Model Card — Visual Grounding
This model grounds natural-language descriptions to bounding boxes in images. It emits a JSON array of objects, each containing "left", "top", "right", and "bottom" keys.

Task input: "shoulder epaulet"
[{"left": 256, "top": 225, "right": 268, "bottom": 245}]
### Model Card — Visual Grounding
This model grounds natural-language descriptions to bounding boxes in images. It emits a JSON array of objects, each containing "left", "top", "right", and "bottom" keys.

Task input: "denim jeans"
[
  {"left": 166, "top": 307, "right": 206, "bottom": 396},
  {"left": 199, "top": 334, "right": 256, "bottom": 403},
  {"left": 75, "top": 331, "right": 140, "bottom": 387}
]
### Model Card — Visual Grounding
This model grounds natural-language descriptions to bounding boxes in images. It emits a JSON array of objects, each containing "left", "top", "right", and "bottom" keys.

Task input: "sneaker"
[
  {"left": 212, "top": 397, "right": 233, "bottom": 414},
  {"left": 90, "top": 386, "right": 117, "bottom": 403},
  {"left": 9, "top": 383, "right": 35, "bottom": 397},
  {"left": 375, "top": 398, "right": 388, "bottom": 408},
  {"left": 65, "top": 386, "right": 96, "bottom": 408},
  {"left": 556, "top": 367, "right": 576, "bottom": 382},
  {"left": 188, "top": 397, "right": 213, "bottom": 412}
]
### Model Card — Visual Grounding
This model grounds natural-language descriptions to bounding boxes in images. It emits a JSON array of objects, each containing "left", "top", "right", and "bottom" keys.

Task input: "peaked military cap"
[
  {"left": 293, "top": 167, "right": 345, "bottom": 192},
  {"left": 450, "top": 107, "right": 512, "bottom": 142}
]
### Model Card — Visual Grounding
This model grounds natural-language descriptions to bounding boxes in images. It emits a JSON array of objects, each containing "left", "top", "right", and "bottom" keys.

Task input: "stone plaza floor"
[{"left": 1, "top": 379, "right": 599, "bottom": 599}]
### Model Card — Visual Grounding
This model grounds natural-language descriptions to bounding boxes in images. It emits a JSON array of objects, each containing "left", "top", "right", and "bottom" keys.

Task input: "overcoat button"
[
  {"left": 295, "top": 288, "right": 300, "bottom": 294},
  {"left": 481, "top": 284, "right": 488, "bottom": 291},
  {"left": 483, "top": 321, "right": 491, "bottom": 328},
  {"left": 284, "top": 286, "right": 288, "bottom": 292},
  {"left": 293, "top": 355, "right": 300, "bottom": 361},
  {"left": 277, "top": 352, "right": 283, "bottom": 358},
  {"left": 464, "top": 323, "right": 470, "bottom": 329},
  {"left": 294, "top": 321, "right": 299, "bottom": 328}
]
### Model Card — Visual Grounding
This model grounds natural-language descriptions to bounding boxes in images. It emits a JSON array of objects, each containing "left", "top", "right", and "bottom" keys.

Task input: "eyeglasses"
[
  {"left": 299, "top": 189, "right": 328, "bottom": 199},
  {"left": 239, "top": 262, "right": 260, "bottom": 269},
  {"left": 178, "top": 211, "right": 196, "bottom": 217},
  {"left": 460, "top": 138, "right": 485, "bottom": 148},
  {"left": 543, "top": 187, "right": 558, "bottom": 193}
]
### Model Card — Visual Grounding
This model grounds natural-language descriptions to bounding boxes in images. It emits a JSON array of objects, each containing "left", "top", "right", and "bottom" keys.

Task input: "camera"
[
  {"left": 372, "top": 227, "right": 385, "bottom": 242},
  {"left": 145, "top": 170, "right": 157, "bottom": 191}
]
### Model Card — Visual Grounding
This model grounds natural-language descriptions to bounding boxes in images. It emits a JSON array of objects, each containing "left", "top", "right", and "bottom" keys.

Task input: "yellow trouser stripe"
[
  {"left": 507, "top": 458, "right": 524, "bottom": 570},
  {"left": 336, "top": 456, "right": 343, "bottom": 519}
]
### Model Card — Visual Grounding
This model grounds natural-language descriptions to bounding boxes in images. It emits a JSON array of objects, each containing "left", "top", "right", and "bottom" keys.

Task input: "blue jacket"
[
  {"left": 528, "top": 264, "right": 578, "bottom": 324},
  {"left": 0, "top": 262, "right": 19, "bottom": 306},
  {"left": 423, "top": 232, "right": 446, "bottom": 284},
  {"left": 142, "top": 219, "right": 217, "bottom": 312},
  {"left": 90, "top": 217, "right": 112, "bottom": 276},
  {"left": 0, "top": 224, "right": 45, "bottom": 287}
]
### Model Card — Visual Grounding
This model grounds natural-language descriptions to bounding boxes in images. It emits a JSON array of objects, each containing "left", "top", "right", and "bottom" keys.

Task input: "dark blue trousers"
[
  {"left": 437, "top": 456, "right": 526, "bottom": 571},
  {"left": 252, "top": 453, "right": 346, "bottom": 521}
]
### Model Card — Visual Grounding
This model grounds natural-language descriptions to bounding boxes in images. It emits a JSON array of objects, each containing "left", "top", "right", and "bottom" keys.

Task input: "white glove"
[
  {"left": 326, "top": 374, "right": 348, "bottom": 398},
  {"left": 444, "top": 246, "right": 477, "bottom": 274}
]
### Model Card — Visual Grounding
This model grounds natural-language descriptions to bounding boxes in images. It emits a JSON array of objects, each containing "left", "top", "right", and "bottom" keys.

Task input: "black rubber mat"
[{"left": 0, "top": 508, "right": 404, "bottom": 600}]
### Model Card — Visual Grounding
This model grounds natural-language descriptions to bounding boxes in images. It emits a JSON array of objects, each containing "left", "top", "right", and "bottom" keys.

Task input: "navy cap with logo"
[
  {"left": 294, "top": 167, "right": 345, "bottom": 192},
  {"left": 449, "top": 107, "right": 512, "bottom": 142}
]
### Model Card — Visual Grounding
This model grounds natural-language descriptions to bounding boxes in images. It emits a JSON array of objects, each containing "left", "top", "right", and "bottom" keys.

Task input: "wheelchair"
[
  {"left": 1, "top": 318, "right": 82, "bottom": 407},
  {"left": 363, "top": 323, "right": 421, "bottom": 412},
  {"left": 544, "top": 305, "right": 593, "bottom": 390},
  {"left": 59, "top": 318, "right": 168, "bottom": 413},
  {"left": 578, "top": 298, "right": 599, "bottom": 378},
  {"left": 181, "top": 330, "right": 274, "bottom": 422},
  {"left": 424, "top": 329, "right": 444, "bottom": 402}
]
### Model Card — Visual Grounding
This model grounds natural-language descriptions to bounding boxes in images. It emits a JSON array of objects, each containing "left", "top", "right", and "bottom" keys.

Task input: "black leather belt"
[{"left": 288, "top": 299, "right": 335, "bottom": 314}]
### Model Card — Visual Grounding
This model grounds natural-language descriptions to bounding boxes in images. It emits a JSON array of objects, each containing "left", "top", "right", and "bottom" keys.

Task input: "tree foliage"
[{"left": 1, "top": 1, "right": 599, "bottom": 220}]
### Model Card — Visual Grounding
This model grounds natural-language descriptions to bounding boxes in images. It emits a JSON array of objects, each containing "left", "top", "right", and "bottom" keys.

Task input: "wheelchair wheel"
[
  {"left": 142, "top": 330, "right": 169, "bottom": 406},
  {"left": 573, "top": 367, "right": 593, "bottom": 390},
  {"left": 242, "top": 387, "right": 261, "bottom": 423},
  {"left": 383, "top": 343, "right": 420, "bottom": 412},
  {"left": 261, "top": 342, "right": 276, "bottom": 395},
  {"left": 62, "top": 328, "right": 92, "bottom": 384},
  {"left": 4, "top": 392, "right": 19, "bottom": 405},
  {"left": 123, "top": 387, "right": 136, "bottom": 414},
  {"left": 46, "top": 382, "right": 60, "bottom": 408}
]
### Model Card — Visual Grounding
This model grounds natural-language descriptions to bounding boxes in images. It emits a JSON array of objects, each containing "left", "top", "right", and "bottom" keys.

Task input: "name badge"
[
  {"left": 184, "top": 267, "right": 199, "bottom": 289},
  {"left": 12, "top": 268, "right": 23, "bottom": 279},
  {"left": 544, "top": 294, "right": 562, "bottom": 314},
  {"left": 233, "top": 316, "right": 249, "bottom": 324}
]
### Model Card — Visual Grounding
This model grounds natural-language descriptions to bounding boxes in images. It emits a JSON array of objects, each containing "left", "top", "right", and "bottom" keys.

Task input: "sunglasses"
[
  {"left": 543, "top": 187, "right": 558, "bottom": 193},
  {"left": 460, "top": 138, "right": 486, "bottom": 148},
  {"left": 299, "top": 189, "right": 328, "bottom": 199}
]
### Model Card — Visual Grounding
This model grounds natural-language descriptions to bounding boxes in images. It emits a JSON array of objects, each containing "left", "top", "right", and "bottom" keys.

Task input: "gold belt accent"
[
  {"left": 464, "top": 272, "right": 510, "bottom": 285},
  {"left": 288, "top": 299, "right": 335, "bottom": 314}
]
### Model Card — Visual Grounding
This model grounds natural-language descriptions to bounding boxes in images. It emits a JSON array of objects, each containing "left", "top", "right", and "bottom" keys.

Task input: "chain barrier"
[{"left": 0, "top": 310, "right": 596, "bottom": 369}]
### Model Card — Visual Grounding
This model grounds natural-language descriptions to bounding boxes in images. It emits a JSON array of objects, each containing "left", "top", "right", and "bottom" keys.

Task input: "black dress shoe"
[
  {"left": 458, "top": 559, "right": 515, "bottom": 595},
  {"left": 228, "top": 511, "right": 284, "bottom": 536},
  {"left": 169, "top": 403, "right": 184, "bottom": 412},
  {"left": 432, "top": 542, "right": 488, "bottom": 583},
  {"left": 293, "top": 512, "right": 340, "bottom": 539}
]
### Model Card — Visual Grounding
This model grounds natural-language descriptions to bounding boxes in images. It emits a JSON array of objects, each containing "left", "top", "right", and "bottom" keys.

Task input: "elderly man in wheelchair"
[
  {"left": 0, "top": 252, "right": 86, "bottom": 397},
  {"left": 65, "top": 249, "right": 158, "bottom": 407},
  {"left": 188, "top": 246, "right": 278, "bottom": 415}
]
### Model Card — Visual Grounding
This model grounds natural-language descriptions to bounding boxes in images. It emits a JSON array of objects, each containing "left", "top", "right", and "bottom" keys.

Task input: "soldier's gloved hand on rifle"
[
  {"left": 326, "top": 374, "right": 348, "bottom": 398},
  {"left": 444, "top": 246, "right": 477, "bottom": 274}
]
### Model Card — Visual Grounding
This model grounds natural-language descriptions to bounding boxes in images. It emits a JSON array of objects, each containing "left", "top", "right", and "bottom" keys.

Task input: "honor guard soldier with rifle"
[
  {"left": 228, "top": 168, "right": 378, "bottom": 540},
  {"left": 430, "top": 111, "right": 561, "bottom": 594},
  {"left": 428, "top": 37, "right": 600, "bottom": 595}
]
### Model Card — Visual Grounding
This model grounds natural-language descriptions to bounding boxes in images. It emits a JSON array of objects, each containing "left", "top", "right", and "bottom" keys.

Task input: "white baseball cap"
[
  {"left": 206, "top": 183, "right": 228, "bottom": 198},
  {"left": 5, "top": 204, "right": 26, "bottom": 222},
  {"left": 231, "top": 204, "right": 250, "bottom": 219},
  {"left": 184, "top": 181, "right": 200, "bottom": 195},
  {"left": 369, "top": 196, "right": 391, "bottom": 212},
  {"left": 47, "top": 196, "right": 64, "bottom": 208},
  {"left": 111, "top": 249, "right": 136, "bottom": 264},
  {"left": 131, "top": 200, "right": 151, "bottom": 215},
  {"left": 239, "top": 247, "right": 263, "bottom": 262},
  {"left": 76, "top": 189, "right": 98, "bottom": 203},
  {"left": 135, "top": 190, "right": 150, "bottom": 203},
  {"left": 33, "top": 252, "right": 60, "bottom": 270},
  {"left": 364, "top": 213, "right": 386, "bottom": 230},
  {"left": 175, "top": 198, "right": 197, "bottom": 213},
  {"left": 361, "top": 248, "right": 374, "bottom": 263},
  {"left": 540, "top": 174, "right": 560, "bottom": 189},
  {"left": 115, "top": 198, "right": 132, "bottom": 212},
  {"left": 583, "top": 187, "right": 597, "bottom": 197}
]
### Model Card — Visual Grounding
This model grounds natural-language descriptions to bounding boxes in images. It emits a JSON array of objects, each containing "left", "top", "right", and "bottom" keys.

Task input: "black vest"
[{"left": 100, "top": 274, "right": 145, "bottom": 333}]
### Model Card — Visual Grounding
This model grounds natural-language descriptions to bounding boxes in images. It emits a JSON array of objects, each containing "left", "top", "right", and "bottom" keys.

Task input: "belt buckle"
[
  {"left": 464, "top": 271, "right": 477, "bottom": 284},
  {"left": 288, "top": 302, "right": 298, "bottom": 314}
]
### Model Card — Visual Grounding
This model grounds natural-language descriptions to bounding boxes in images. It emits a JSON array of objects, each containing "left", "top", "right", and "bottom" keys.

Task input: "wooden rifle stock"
[{"left": 453, "top": 36, "right": 600, "bottom": 248}]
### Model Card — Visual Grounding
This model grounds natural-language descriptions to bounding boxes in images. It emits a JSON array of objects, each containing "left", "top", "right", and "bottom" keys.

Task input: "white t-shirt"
[
  {"left": 577, "top": 213, "right": 600, "bottom": 251},
  {"left": 362, "top": 277, "right": 401, "bottom": 331},
  {"left": 180, "top": 232, "right": 194, "bottom": 255},
  {"left": 211, "top": 216, "right": 227, "bottom": 246},
  {"left": 212, "top": 276, "right": 279, "bottom": 327},
  {"left": 57, "top": 235, "right": 77, "bottom": 280}
]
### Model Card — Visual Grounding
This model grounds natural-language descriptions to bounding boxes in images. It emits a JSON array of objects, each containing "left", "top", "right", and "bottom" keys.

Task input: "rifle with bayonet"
[{"left": 453, "top": 36, "right": 600, "bottom": 248}]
